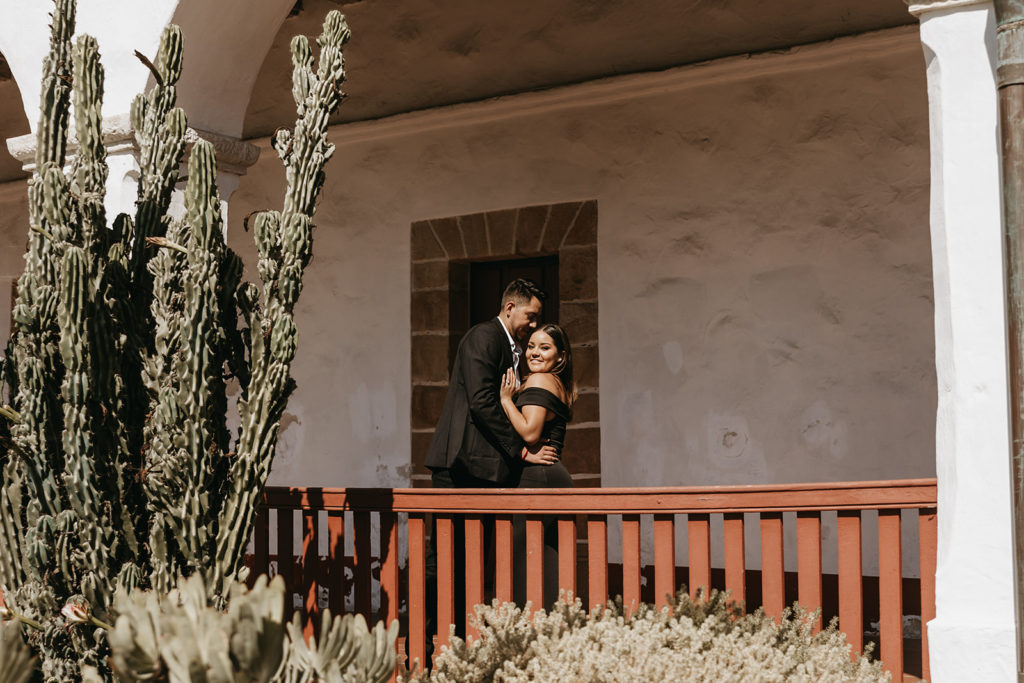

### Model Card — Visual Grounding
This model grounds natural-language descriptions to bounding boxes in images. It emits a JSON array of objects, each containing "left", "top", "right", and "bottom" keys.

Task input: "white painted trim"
[
  {"left": 907, "top": 0, "right": 992, "bottom": 18},
  {"left": 249, "top": 25, "right": 918, "bottom": 149},
  {"left": 6, "top": 113, "right": 261, "bottom": 174}
]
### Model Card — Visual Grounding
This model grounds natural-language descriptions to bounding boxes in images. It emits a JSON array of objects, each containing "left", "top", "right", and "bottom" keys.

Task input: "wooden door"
[{"left": 468, "top": 256, "right": 559, "bottom": 327}]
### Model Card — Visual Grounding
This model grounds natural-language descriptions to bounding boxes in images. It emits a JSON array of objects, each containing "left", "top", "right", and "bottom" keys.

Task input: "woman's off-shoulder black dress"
[{"left": 512, "top": 386, "right": 573, "bottom": 609}]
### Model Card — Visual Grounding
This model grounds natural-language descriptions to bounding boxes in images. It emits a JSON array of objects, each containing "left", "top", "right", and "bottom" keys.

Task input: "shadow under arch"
[
  {"left": 0, "top": 51, "right": 30, "bottom": 182},
  {"left": 164, "top": 0, "right": 296, "bottom": 138}
]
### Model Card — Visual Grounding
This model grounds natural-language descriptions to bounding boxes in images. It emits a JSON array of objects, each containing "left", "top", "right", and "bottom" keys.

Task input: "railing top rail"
[{"left": 262, "top": 478, "right": 937, "bottom": 514}]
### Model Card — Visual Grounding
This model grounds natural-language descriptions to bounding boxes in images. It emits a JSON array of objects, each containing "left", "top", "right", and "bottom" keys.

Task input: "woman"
[{"left": 499, "top": 323, "right": 577, "bottom": 608}]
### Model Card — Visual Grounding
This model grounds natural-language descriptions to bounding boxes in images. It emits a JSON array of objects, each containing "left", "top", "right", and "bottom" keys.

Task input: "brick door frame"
[{"left": 410, "top": 200, "right": 600, "bottom": 487}]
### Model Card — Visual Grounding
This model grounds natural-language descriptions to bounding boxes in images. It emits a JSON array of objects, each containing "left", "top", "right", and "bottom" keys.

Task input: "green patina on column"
[{"left": 995, "top": 1, "right": 1024, "bottom": 679}]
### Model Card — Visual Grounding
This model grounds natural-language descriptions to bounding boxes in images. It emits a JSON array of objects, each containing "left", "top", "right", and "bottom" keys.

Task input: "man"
[
  {"left": 420, "top": 278, "right": 555, "bottom": 661},
  {"left": 425, "top": 277, "right": 551, "bottom": 486}
]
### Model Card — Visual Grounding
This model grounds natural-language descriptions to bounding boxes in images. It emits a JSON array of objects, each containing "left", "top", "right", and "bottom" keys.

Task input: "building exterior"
[{"left": 0, "top": 0, "right": 1013, "bottom": 679}]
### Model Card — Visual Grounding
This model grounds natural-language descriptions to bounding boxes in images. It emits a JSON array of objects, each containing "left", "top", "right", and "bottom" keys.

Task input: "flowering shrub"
[{"left": 406, "top": 590, "right": 889, "bottom": 683}]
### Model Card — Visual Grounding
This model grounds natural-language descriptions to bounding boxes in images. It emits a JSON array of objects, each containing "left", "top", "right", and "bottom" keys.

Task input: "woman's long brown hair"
[{"left": 534, "top": 323, "right": 577, "bottom": 407}]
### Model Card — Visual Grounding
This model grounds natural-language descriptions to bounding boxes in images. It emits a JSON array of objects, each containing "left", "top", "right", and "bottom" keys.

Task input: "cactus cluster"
[
  {"left": 0, "top": 0, "right": 365, "bottom": 678},
  {"left": 84, "top": 575, "right": 396, "bottom": 683}
]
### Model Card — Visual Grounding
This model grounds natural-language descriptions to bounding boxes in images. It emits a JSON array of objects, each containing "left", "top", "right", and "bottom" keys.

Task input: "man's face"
[{"left": 508, "top": 296, "right": 542, "bottom": 342}]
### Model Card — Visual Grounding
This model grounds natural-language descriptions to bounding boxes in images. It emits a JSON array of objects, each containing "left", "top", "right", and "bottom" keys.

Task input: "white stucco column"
[{"left": 909, "top": 0, "right": 1016, "bottom": 679}]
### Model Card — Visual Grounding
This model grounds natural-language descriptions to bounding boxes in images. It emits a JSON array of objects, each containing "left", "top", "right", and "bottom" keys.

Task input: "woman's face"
[{"left": 526, "top": 329, "right": 561, "bottom": 374}]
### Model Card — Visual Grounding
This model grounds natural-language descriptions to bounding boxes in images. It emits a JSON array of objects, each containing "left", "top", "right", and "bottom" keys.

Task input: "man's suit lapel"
[{"left": 491, "top": 317, "right": 514, "bottom": 369}]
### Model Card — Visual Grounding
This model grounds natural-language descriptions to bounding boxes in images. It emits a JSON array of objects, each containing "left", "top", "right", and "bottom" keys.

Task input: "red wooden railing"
[{"left": 253, "top": 479, "right": 937, "bottom": 681}]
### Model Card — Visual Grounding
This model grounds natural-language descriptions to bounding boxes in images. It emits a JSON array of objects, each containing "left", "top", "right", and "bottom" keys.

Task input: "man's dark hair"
[{"left": 500, "top": 278, "right": 546, "bottom": 308}]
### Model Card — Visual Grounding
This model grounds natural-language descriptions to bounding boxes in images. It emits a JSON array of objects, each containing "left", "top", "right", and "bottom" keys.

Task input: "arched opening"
[
  {"left": 0, "top": 48, "right": 30, "bottom": 354},
  {"left": 0, "top": 51, "right": 29, "bottom": 183},
  {"left": 167, "top": 0, "right": 296, "bottom": 137}
]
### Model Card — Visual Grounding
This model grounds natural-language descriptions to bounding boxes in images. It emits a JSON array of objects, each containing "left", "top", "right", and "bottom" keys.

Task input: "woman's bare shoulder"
[{"left": 523, "top": 373, "right": 565, "bottom": 398}]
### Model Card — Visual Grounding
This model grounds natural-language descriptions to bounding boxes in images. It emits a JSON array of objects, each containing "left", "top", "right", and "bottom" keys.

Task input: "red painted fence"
[{"left": 253, "top": 479, "right": 937, "bottom": 681}]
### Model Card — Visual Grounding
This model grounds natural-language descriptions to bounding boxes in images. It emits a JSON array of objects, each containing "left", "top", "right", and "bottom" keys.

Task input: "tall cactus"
[{"left": 0, "top": 0, "right": 355, "bottom": 678}]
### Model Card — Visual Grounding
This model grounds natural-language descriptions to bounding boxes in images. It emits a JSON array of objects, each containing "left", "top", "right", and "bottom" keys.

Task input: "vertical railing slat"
[
  {"left": 557, "top": 517, "right": 577, "bottom": 602},
  {"left": 723, "top": 512, "right": 745, "bottom": 605},
  {"left": 587, "top": 515, "right": 608, "bottom": 608},
  {"left": 760, "top": 512, "right": 785, "bottom": 619},
  {"left": 464, "top": 516, "right": 485, "bottom": 641},
  {"left": 878, "top": 509, "right": 904, "bottom": 680},
  {"left": 354, "top": 511, "right": 372, "bottom": 619},
  {"left": 919, "top": 507, "right": 937, "bottom": 682},
  {"left": 407, "top": 513, "right": 427, "bottom": 672},
  {"left": 837, "top": 510, "right": 863, "bottom": 656},
  {"left": 302, "top": 509, "right": 318, "bottom": 639},
  {"left": 380, "top": 511, "right": 400, "bottom": 630},
  {"left": 278, "top": 508, "right": 294, "bottom": 618},
  {"left": 436, "top": 514, "right": 455, "bottom": 655},
  {"left": 254, "top": 505, "right": 269, "bottom": 584},
  {"left": 687, "top": 513, "right": 711, "bottom": 599},
  {"left": 526, "top": 516, "right": 545, "bottom": 611},
  {"left": 495, "top": 515, "right": 514, "bottom": 604},
  {"left": 653, "top": 514, "right": 676, "bottom": 608},
  {"left": 622, "top": 514, "right": 642, "bottom": 613},
  {"left": 327, "top": 511, "right": 344, "bottom": 615},
  {"left": 796, "top": 511, "right": 823, "bottom": 632}
]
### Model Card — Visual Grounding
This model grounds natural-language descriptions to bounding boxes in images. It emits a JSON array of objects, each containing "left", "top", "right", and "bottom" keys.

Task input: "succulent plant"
[
  {"left": 0, "top": 623, "right": 36, "bottom": 683},
  {"left": 77, "top": 574, "right": 396, "bottom": 683},
  {"left": 0, "top": 0, "right": 379, "bottom": 679}
]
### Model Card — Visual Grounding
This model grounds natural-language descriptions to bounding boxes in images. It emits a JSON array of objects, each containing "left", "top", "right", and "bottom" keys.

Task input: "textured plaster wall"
[
  {"left": 601, "top": 78, "right": 933, "bottom": 489},
  {"left": 225, "top": 41, "right": 935, "bottom": 506}
]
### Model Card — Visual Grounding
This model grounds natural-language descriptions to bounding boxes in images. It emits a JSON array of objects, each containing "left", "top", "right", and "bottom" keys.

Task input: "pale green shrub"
[{"left": 406, "top": 590, "right": 888, "bottom": 683}]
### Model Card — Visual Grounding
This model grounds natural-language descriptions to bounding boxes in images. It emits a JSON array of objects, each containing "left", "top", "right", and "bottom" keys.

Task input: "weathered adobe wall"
[
  {"left": 226, "top": 34, "right": 934, "bottom": 505},
  {"left": 0, "top": 180, "right": 28, "bottom": 348}
]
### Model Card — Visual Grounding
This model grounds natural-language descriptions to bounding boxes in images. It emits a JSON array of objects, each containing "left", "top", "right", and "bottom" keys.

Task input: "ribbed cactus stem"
[
  {"left": 34, "top": 0, "right": 74, "bottom": 170},
  {"left": 70, "top": 35, "right": 107, "bottom": 251},
  {"left": 215, "top": 10, "right": 350, "bottom": 594}
]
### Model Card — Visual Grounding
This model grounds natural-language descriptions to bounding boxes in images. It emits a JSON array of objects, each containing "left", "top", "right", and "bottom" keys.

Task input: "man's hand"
[{"left": 521, "top": 441, "right": 559, "bottom": 465}]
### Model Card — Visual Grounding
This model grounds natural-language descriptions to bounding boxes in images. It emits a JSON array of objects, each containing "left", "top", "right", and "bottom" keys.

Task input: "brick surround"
[{"left": 410, "top": 200, "right": 600, "bottom": 487}]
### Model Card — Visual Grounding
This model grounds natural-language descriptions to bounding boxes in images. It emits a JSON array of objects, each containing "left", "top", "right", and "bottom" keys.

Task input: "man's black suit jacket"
[{"left": 425, "top": 318, "right": 523, "bottom": 483}]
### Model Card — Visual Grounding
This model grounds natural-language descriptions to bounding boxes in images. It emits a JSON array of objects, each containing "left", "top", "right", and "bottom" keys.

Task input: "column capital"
[
  {"left": 4, "top": 113, "right": 261, "bottom": 176},
  {"left": 907, "top": 0, "right": 991, "bottom": 18}
]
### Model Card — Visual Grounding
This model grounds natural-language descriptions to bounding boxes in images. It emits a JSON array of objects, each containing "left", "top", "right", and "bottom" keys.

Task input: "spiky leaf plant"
[
  {"left": 0, "top": 0, "right": 355, "bottom": 678},
  {"left": 87, "top": 574, "right": 396, "bottom": 683}
]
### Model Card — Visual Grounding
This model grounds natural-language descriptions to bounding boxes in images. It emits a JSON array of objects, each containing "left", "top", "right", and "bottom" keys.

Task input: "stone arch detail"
[{"left": 410, "top": 200, "right": 600, "bottom": 487}]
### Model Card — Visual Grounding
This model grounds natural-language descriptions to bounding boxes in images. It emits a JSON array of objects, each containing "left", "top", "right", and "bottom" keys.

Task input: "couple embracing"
[{"left": 425, "top": 278, "right": 577, "bottom": 615}]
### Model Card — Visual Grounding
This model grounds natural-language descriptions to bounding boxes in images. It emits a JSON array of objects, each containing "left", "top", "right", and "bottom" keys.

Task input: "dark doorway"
[{"left": 468, "top": 256, "right": 559, "bottom": 327}]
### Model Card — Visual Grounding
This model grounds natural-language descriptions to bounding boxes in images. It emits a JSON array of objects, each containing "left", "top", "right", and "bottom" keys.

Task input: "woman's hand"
[
  {"left": 521, "top": 442, "right": 559, "bottom": 465},
  {"left": 499, "top": 367, "right": 517, "bottom": 403}
]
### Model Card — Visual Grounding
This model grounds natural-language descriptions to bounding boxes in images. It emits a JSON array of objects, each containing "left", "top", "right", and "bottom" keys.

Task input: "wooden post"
[
  {"left": 760, "top": 512, "right": 785, "bottom": 619},
  {"left": 688, "top": 513, "right": 711, "bottom": 600},
  {"left": 653, "top": 514, "right": 676, "bottom": 607},
  {"left": 723, "top": 512, "right": 745, "bottom": 605},
  {"left": 837, "top": 510, "right": 863, "bottom": 656},
  {"left": 622, "top": 514, "right": 642, "bottom": 613},
  {"left": 796, "top": 511, "right": 822, "bottom": 632}
]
